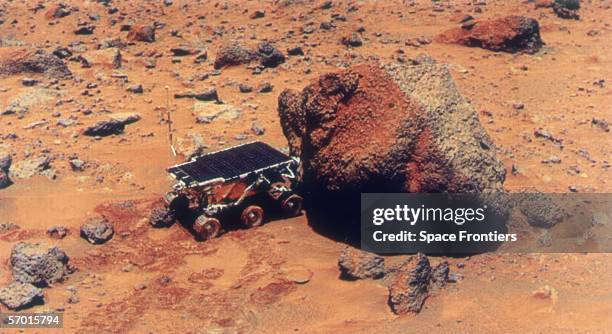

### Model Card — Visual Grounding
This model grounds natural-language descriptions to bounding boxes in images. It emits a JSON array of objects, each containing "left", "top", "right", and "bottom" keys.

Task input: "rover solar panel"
[{"left": 168, "top": 141, "right": 294, "bottom": 187}]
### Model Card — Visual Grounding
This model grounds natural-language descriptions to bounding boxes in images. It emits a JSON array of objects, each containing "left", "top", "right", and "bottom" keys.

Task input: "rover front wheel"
[
  {"left": 193, "top": 215, "right": 221, "bottom": 240},
  {"left": 281, "top": 194, "right": 303, "bottom": 216},
  {"left": 241, "top": 205, "right": 264, "bottom": 228}
]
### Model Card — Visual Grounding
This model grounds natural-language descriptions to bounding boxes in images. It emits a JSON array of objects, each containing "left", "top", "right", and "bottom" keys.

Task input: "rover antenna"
[{"left": 165, "top": 86, "right": 177, "bottom": 157}]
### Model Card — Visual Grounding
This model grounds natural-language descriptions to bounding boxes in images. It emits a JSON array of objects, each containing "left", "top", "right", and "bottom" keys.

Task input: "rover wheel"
[
  {"left": 167, "top": 193, "right": 189, "bottom": 217},
  {"left": 193, "top": 216, "right": 221, "bottom": 240},
  {"left": 281, "top": 194, "right": 303, "bottom": 216},
  {"left": 241, "top": 205, "right": 264, "bottom": 228}
]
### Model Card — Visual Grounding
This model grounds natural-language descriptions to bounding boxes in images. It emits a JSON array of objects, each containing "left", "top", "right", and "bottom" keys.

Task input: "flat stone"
[{"left": 0, "top": 282, "right": 44, "bottom": 310}]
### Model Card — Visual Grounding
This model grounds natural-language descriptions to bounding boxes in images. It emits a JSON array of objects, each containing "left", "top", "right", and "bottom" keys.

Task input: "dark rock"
[
  {"left": 338, "top": 246, "right": 385, "bottom": 280},
  {"left": 0, "top": 151, "right": 11, "bottom": 172},
  {"left": 10, "top": 242, "right": 72, "bottom": 286},
  {"left": 0, "top": 170, "right": 11, "bottom": 189},
  {"left": 387, "top": 254, "right": 431, "bottom": 314},
  {"left": 83, "top": 119, "right": 125, "bottom": 136},
  {"left": 591, "top": 118, "right": 609, "bottom": 132},
  {"left": 170, "top": 47, "right": 196, "bottom": 56},
  {"left": 74, "top": 25, "right": 95, "bottom": 35},
  {"left": 436, "top": 16, "right": 543, "bottom": 54},
  {"left": 175, "top": 88, "right": 219, "bottom": 102},
  {"left": 110, "top": 112, "right": 142, "bottom": 125},
  {"left": 258, "top": 82, "right": 273, "bottom": 93},
  {"left": 22, "top": 77, "right": 38, "bottom": 86},
  {"left": 47, "top": 226, "right": 69, "bottom": 239},
  {"left": 257, "top": 42, "right": 285, "bottom": 68},
  {"left": 127, "top": 25, "right": 156, "bottom": 43},
  {"left": 340, "top": 33, "right": 363, "bottom": 47},
  {"left": 534, "top": 128, "right": 563, "bottom": 145},
  {"left": 80, "top": 217, "right": 114, "bottom": 244},
  {"left": 127, "top": 84, "right": 143, "bottom": 93},
  {"left": 52, "top": 47, "right": 72, "bottom": 59},
  {"left": 287, "top": 46, "right": 304, "bottom": 56},
  {"left": 149, "top": 207, "right": 176, "bottom": 228},
  {"left": 553, "top": 3, "right": 580, "bottom": 19},
  {"left": 239, "top": 84, "right": 253, "bottom": 93},
  {"left": 249, "top": 10, "right": 265, "bottom": 19},
  {"left": 320, "top": 22, "right": 334, "bottom": 30},
  {"left": 0, "top": 282, "right": 44, "bottom": 310},
  {"left": 518, "top": 194, "right": 567, "bottom": 228},
  {"left": 0, "top": 48, "right": 72, "bottom": 78},
  {"left": 554, "top": 0, "right": 580, "bottom": 9},
  {"left": 213, "top": 41, "right": 257, "bottom": 69},
  {"left": 431, "top": 261, "right": 450, "bottom": 289}
]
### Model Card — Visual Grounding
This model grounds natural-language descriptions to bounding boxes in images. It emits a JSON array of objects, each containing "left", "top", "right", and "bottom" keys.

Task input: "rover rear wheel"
[
  {"left": 166, "top": 192, "right": 190, "bottom": 217},
  {"left": 281, "top": 194, "right": 303, "bottom": 216},
  {"left": 193, "top": 215, "right": 221, "bottom": 240},
  {"left": 241, "top": 205, "right": 264, "bottom": 228}
]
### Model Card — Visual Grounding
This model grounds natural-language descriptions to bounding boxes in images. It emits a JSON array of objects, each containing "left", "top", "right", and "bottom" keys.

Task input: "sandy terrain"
[{"left": 0, "top": 0, "right": 611, "bottom": 333}]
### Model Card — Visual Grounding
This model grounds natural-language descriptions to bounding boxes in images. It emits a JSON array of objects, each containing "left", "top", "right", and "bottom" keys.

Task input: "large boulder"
[
  {"left": 436, "top": 16, "right": 543, "bottom": 54},
  {"left": 278, "top": 58, "right": 505, "bottom": 234},
  {"left": 10, "top": 242, "right": 72, "bottom": 287},
  {"left": 0, "top": 48, "right": 72, "bottom": 78}
]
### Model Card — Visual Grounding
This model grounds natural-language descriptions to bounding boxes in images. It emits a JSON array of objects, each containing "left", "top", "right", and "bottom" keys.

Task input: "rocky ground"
[{"left": 0, "top": 0, "right": 611, "bottom": 333}]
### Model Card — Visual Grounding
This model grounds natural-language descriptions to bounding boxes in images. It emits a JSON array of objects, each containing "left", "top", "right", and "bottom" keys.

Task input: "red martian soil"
[{"left": 0, "top": 0, "right": 611, "bottom": 333}]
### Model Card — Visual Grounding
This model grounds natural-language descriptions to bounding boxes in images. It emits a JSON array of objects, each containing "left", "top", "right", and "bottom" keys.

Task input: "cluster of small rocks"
[
  {"left": 337, "top": 247, "right": 454, "bottom": 314},
  {"left": 0, "top": 242, "right": 74, "bottom": 310}
]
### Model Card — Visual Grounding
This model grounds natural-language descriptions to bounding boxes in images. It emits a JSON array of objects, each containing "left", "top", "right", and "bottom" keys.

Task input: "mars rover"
[{"left": 151, "top": 141, "right": 303, "bottom": 240}]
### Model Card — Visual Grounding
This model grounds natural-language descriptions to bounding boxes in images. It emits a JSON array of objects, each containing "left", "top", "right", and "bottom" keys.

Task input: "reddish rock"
[
  {"left": 213, "top": 41, "right": 257, "bottom": 69},
  {"left": 436, "top": 16, "right": 543, "bottom": 54},
  {"left": 278, "top": 57, "right": 505, "bottom": 234},
  {"left": 127, "top": 25, "right": 156, "bottom": 43},
  {"left": 0, "top": 48, "right": 72, "bottom": 78},
  {"left": 338, "top": 246, "right": 385, "bottom": 280},
  {"left": 387, "top": 254, "right": 432, "bottom": 314},
  {"left": 534, "top": 0, "right": 553, "bottom": 8},
  {"left": 45, "top": 3, "right": 71, "bottom": 19}
]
